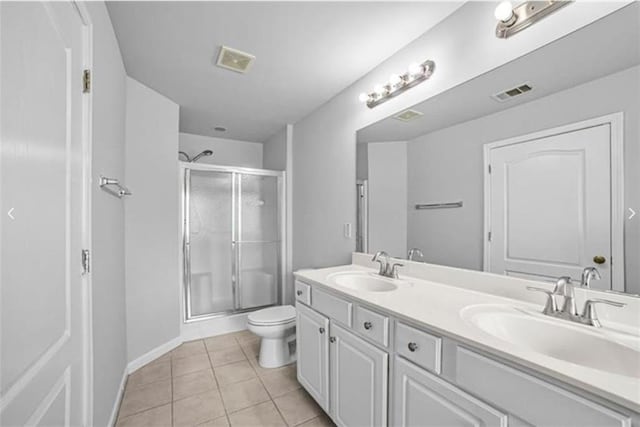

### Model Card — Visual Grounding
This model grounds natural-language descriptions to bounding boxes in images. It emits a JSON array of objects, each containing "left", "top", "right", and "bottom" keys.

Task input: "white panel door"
[
  {"left": 1, "top": 2, "right": 89, "bottom": 426},
  {"left": 296, "top": 303, "right": 330, "bottom": 411},
  {"left": 487, "top": 124, "right": 611, "bottom": 289},
  {"left": 330, "top": 323, "right": 388, "bottom": 427}
]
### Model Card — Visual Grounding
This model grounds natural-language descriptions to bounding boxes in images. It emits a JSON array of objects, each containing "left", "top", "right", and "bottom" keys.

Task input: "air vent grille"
[
  {"left": 393, "top": 109, "right": 423, "bottom": 122},
  {"left": 216, "top": 46, "right": 255, "bottom": 73},
  {"left": 492, "top": 83, "right": 533, "bottom": 102}
]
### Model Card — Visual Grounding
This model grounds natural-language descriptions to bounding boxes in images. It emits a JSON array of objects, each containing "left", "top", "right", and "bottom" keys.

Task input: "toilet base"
[{"left": 258, "top": 334, "right": 296, "bottom": 368}]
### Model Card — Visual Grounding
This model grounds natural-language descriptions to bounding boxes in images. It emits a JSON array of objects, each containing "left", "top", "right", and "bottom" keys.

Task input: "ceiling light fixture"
[
  {"left": 359, "top": 60, "right": 435, "bottom": 109},
  {"left": 213, "top": 126, "right": 227, "bottom": 132},
  {"left": 495, "top": 1, "right": 571, "bottom": 39}
]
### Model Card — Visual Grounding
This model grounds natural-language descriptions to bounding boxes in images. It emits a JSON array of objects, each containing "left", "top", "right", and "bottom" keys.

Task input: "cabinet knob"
[
  {"left": 363, "top": 321, "right": 373, "bottom": 330},
  {"left": 593, "top": 255, "right": 606, "bottom": 265},
  {"left": 296, "top": 290, "right": 303, "bottom": 296},
  {"left": 408, "top": 342, "right": 418, "bottom": 352},
  {"left": 319, "top": 327, "right": 325, "bottom": 334},
  {"left": 330, "top": 337, "right": 336, "bottom": 343}
]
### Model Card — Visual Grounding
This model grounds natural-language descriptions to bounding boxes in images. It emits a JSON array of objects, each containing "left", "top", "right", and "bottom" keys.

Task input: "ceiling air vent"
[
  {"left": 491, "top": 83, "right": 533, "bottom": 102},
  {"left": 216, "top": 46, "right": 255, "bottom": 73},
  {"left": 393, "top": 109, "right": 423, "bottom": 122}
]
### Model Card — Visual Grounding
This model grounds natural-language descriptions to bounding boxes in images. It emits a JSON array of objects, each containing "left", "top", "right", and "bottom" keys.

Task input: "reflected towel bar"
[
  {"left": 99, "top": 176, "right": 132, "bottom": 198},
  {"left": 415, "top": 201, "right": 463, "bottom": 210}
]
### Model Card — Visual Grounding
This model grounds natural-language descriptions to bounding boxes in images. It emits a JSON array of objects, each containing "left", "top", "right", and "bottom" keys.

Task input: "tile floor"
[{"left": 116, "top": 330, "right": 334, "bottom": 427}]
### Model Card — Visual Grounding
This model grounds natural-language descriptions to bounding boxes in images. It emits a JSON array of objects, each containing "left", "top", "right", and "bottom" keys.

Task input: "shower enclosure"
[{"left": 181, "top": 163, "right": 285, "bottom": 321}]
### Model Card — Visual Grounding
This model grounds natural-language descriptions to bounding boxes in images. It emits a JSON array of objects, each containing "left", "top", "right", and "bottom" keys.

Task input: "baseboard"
[
  {"left": 126, "top": 336, "right": 182, "bottom": 374},
  {"left": 107, "top": 369, "right": 128, "bottom": 427}
]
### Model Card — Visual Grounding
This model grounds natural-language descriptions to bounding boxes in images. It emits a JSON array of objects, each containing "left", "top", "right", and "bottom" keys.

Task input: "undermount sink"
[
  {"left": 461, "top": 304, "right": 640, "bottom": 378},
  {"left": 328, "top": 272, "right": 408, "bottom": 293}
]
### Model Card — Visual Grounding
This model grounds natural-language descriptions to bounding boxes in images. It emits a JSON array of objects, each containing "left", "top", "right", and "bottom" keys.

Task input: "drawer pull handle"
[
  {"left": 296, "top": 290, "right": 303, "bottom": 296},
  {"left": 319, "top": 327, "right": 325, "bottom": 334},
  {"left": 330, "top": 337, "right": 336, "bottom": 343},
  {"left": 408, "top": 342, "right": 418, "bottom": 352},
  {"left": 363, "top": 321, "right": 373, "bottom": 330}
]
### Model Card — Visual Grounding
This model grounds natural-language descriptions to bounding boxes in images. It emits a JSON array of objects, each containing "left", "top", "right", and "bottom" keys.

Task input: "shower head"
[{"left": 191, "top": 150, "right": 213, "bottom": 163}]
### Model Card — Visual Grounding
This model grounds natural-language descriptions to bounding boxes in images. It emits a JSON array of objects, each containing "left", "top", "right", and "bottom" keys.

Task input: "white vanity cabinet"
[
  {"left": 330, "top": 323, "right": 388, "bottom": 427},
  {"left": 393, "top": 356, "right": 508, "bottom": 427},
  {"left": 296, "top": 302, "right": 330, "bottom": 411}
]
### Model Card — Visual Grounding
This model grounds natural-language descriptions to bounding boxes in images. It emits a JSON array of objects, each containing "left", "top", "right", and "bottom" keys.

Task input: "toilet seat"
[{"left": 248, "top": 305, "right": 296, "bottom": 326}]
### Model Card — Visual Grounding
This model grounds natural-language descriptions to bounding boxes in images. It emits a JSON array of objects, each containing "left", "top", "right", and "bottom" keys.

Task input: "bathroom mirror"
[{"left": 355, "top": 4, "right": 640, "bottom": 295}]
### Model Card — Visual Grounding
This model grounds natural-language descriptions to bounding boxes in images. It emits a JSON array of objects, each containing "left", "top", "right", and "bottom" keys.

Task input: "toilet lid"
[{"left": 248, "top": 305, "right": 296, "bottom": 325}]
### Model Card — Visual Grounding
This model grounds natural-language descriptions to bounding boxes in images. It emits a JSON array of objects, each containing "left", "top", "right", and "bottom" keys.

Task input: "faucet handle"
[
  {"left": 526, "top": 286, "right": 559, "bottom": 315},
  {"left": 371, "top": 251, "right": 389, "bottom": 275},
  {"left": 581, "top": 267, "right": 601, "bottom": 288},
  {"left": 581, "top": 299, "right": 626, "bottom": 328},
  {"left": 388, "top": 262, "right": 404, "bottom": 279}
]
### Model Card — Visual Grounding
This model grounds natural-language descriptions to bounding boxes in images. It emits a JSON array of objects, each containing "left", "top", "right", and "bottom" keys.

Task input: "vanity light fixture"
[
  {"left": 358, "top": 60, "right": 435, "bottom": 109},
  {"left": 494, "top": 1, "right": 572, "bottom": 39}
]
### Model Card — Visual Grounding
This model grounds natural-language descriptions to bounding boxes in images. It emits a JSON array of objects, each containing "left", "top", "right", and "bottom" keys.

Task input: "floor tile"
[
  {"left": 126, "top": 360, "right": 171, "bottom": 389},
  {"left": 118, "top": 379, "right": 171, "bottom": 418},
  {"left": 260, "top": 365, "right": 300, "bottom": 398},
  {"left": 172, "top": 340, "right": 207, "bottom": 360},
  {"left": 205, "top": 333, "right": 239, "bottom": 352},
  {"left": 172, "top": 353, "right": 212, "bottom": 377},
  {"left": 219, "top": 377, "right": 270, "bottom": 413},
  {"left": 247, "top": 353, "right": 291, "bottom": 377},
  {"left": 173, "top": 389, "right": 226, "bottom": 426},
  {"left": 233, "top": 330, "right": 259, "bottom": 345},
  {"left": 239, "top": 339, "right": 260, "bottom": 358},
  {"left": 215, "top": 360, "right": 256, "bottom": 386},
  {"left": 210, "top": 345, "right": 246, "bottom": 367},
  {"left": 296, "top": 413, "right": 335, "bottom": 427},
  {"left": 228, "top": 401, "right": 286, "bottom": 427},
  {"left": 273, "top": 389, "right": 322, "bottom": 426},
  {"left": 173, "top": 369, "right": 217, "bottom": 401},
  {"left": 116, "top": 404, "right": 172, "bottom": 427},
  {"left": 198, "top": 415, "right": 230, "bottom": 427}
]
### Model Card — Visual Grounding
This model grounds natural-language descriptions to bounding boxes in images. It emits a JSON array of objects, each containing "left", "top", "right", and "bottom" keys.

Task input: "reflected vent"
[
  {"left": 492, "top": 83, "right": 533, "bottom": 102},
  {"left": 393, "top": 109, "right": 423, "bottom": 122}
]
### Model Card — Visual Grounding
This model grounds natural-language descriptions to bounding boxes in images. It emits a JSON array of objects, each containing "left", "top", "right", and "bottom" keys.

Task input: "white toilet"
[{"left": 247, "top": 305, "right": 297, "bottom": 368}]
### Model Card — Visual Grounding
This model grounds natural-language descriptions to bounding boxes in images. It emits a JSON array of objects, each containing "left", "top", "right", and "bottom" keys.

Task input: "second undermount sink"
[
  {"left": 328, "top": 272, "right": 408, "bottom": 293},
  {"left": 461, "top": 304, "right": 640, "bottom": 378}
]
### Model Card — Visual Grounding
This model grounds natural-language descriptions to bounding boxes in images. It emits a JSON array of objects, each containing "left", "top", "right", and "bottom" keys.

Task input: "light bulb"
[
  {"left": 494, "top": 1, "right": 514, "bottom": 22},
  {"left": 408, "top": 63, "right": 424, "bottom": 76},
  {"left": 358, "top": 92, "right": 369, "bottom": 103},
  {"left": 373, "top": 84, "right": 386, "bottom": 95},
  {"left": 389, "top": 73, "right": 402, "bottom": 86}
]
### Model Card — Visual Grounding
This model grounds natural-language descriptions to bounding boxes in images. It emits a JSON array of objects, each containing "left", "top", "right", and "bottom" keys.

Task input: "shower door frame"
[{"left": 180, "top": 162, "right": 286, "bottom": 323}]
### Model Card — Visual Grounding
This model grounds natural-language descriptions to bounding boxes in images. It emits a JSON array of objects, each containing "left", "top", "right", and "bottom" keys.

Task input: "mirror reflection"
[{"left": 356, "top": 4, "right": 640, "bottom": 295}]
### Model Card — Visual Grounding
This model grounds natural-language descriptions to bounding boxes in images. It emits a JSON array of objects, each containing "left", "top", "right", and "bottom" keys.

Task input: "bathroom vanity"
[{"left": 294, "top": 254, "right": 640, "bottom": 427}]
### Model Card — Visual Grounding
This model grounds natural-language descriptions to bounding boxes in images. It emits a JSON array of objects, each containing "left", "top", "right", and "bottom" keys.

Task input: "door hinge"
[
  {"left": 488, "top": 231, "right": 492, "bottom": 242},
  {"left": 83, "top": 69, "right": 91, "bottom": 93},
  {"left": 488, "top": 164, "right": 492, "bottom": 174},
  {"left": 82, "top": 249, "right": 91, "bottom": 274}
]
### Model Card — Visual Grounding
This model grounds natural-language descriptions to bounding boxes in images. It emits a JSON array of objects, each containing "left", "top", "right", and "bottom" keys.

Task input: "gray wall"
[
  {"left": 407, "top": 65, "right": 640, "bottom": 293},
  {"left": 368, "top": 142, "right": 407, "bottom": 258},
  {"left": 291, "top": 2, "right": 625, "bottom": 272},
  {"left": 179, "top": 133, "right": 262, "bottom": 168},
  {"left": 125, "top": 77, "right": 181, "bottom": 362},
  {"left": 356, "top": 143, "right": 368, "bottom": 181},
  {"left": 86, "top": 3, "right": 128, "bottom": 425},
  {"left": 263, "top": 127, "right": 287, "bottom": 171}
]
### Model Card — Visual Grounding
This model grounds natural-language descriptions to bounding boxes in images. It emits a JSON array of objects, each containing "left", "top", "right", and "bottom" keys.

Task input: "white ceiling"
[
  {"left": 106, "top": 1, "right": 463, "bottom": 142},
  {"left": 358, "top": 3, "right": 640, "bottom": 143}
]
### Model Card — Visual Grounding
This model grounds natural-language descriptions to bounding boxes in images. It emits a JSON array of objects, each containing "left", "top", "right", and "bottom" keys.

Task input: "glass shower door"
[
  {"left": 237, "top": 174, "right": 281, "bottom": 310},
  {"left": 185, "top": 169, "right": 235, "bottom": 318}
]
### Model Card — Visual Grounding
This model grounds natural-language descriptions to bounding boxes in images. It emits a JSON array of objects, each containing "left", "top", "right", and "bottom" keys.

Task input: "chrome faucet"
[
  {"left": 581, "top": 267, "right": 601, "bottom": 288},
  {"left": 527, "top": 273, "right": 625, "bottom": 327},
  {"left": 407, "top": 248, "right": 424, "bottom": 262},
  {"left": 371, "top": 252, "right": 404, "bottom": 279}
]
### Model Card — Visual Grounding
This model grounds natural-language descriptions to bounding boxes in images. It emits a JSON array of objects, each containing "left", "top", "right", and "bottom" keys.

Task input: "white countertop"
[{"left": 294, "top": 260, "right": 640, "bottom": 412}]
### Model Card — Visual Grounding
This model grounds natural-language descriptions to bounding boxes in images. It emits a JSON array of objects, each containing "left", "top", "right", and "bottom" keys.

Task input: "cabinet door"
[
  {"left": 296, "top": 303, "right": 330, "bottom": 411},
  {"left": 393, "top": 356, "right": 507, "bottom": 427},
  {"left": 330, "top": 323, "right": 388, "bottom": 427}
]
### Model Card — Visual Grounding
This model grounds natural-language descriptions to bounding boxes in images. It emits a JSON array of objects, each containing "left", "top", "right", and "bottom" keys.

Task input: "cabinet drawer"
[
  {"left": 353, "top": 305, "right": 389, "bottom": 347},
  {"left": 311, "top": 288, "right": 352, "bottom": 326},
  {"left": 396, "top": 322, "right": 442, "bottom": 374},
  {"left": 295, "top": 280, "right": 311, "bottom": 305},
  {"left": 456, "top": 347, "right": 632, "bottom": 427}
]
